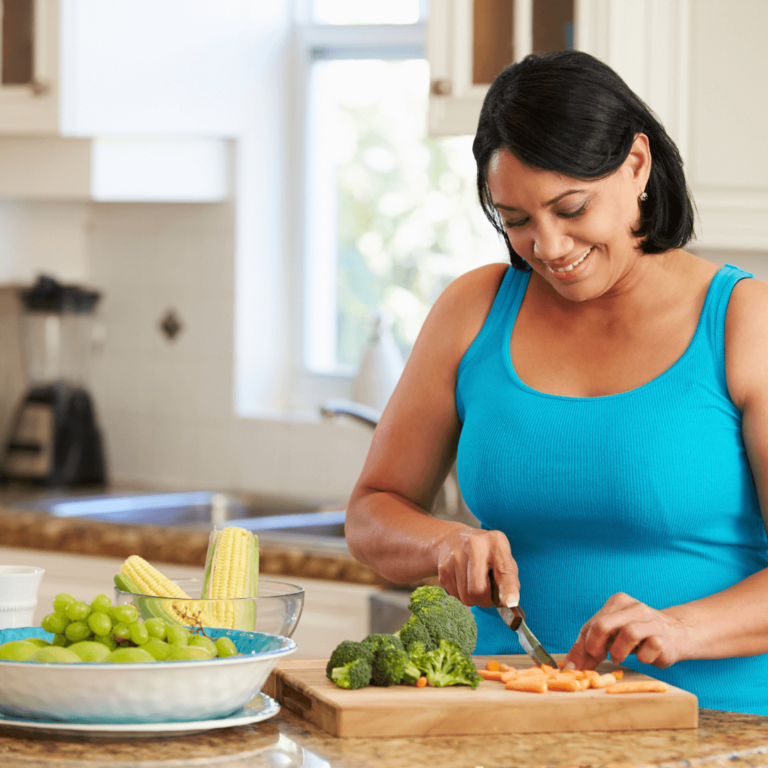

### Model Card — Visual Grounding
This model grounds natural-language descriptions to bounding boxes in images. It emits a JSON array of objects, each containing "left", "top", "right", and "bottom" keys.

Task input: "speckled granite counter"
[
  {"left": 0, "top": 506, "right": 393, "bottom": 587},
  {"left": 0, "top": 709, "right": 767, "bottom": 768}
]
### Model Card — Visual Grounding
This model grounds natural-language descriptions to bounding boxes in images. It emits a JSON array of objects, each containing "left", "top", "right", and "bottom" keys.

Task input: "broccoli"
[
  {"left": 419, "top": 639, "right": 482, "bottom": 688},
  {"left": 361, "top": 633, "right": 404, "bottom": 653},
  {"left": 325, "top": 640, "right": 374, "bottom": 680},
  {"left": 398, "top": 585, "right": 477, "bottom": 658},
  {"left": 370, "top": 642, "right": 409, "bottom": 686},
  {"left": 330, "top": 658, "right": 372, "bottom": 689},
  {"left": 400, "top": 641, "right": 428, "bottom": 685}
]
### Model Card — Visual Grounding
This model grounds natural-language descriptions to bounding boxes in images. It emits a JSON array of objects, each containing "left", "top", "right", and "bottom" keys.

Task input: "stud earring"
[{"left": 639, "top": 191, "right": 648, "bottom": 202}]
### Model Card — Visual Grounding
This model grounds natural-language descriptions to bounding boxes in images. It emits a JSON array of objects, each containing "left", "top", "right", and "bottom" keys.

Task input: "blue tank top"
[{"left": 455, "top": 264, "right": 768, "bottom": 714}]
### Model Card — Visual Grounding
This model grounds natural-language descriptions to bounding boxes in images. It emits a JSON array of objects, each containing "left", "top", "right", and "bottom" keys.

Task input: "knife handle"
[{"left": 488, "top": 571, "right": 526, "bottom": 628}]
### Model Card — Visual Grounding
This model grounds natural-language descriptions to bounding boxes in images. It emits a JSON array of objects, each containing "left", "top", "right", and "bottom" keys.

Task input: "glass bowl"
[{"left": 114, "top": 578, "right": 304, "bottom": 636}]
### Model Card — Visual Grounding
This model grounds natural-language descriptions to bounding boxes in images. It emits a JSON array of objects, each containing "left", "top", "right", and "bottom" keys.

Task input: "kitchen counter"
[
  {"left": 1, "top": 708, "right": 767, "bottom": 768},
  {"left": 0, "top": 497, "right": 394, "bottom": 588}
]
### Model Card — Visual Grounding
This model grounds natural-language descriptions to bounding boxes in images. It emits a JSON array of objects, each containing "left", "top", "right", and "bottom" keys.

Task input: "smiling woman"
[{"left": 344, "top": 49, "right": 768, "bottom": 717}]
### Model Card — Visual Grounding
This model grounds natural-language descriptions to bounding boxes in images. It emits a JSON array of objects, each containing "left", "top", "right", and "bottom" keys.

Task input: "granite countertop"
[
  {"left": 1, "top": 708, "right": 768, "bottom": 768},
  {"left": 0, "top": 484, "right": 397, "bottom": 587}
]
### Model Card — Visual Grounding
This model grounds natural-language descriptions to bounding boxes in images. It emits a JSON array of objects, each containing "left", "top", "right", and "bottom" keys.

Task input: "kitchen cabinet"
[
  {"left": 0, "top": 546, "right": 376, "bottom": 659},
  {"left": 428, "top": 0, "right": 690, "bottom": 145}
]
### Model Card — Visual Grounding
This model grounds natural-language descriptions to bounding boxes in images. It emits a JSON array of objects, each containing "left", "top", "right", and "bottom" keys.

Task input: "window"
[{"left": 300, "top": 0, "right": 506, "bottom": 377}]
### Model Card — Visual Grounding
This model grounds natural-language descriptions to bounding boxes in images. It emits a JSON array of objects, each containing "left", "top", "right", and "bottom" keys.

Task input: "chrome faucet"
[{"left": 320, "top": 398, "right": 479, "bottom": 527}]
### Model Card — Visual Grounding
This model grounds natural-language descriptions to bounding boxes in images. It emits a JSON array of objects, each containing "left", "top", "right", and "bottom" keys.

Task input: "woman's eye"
[
  {"left": 558, "top": 203, "right": 588, "bottom": 219},
  {"left": 503, "top": 218, "right": 527, "bottom": 229}
]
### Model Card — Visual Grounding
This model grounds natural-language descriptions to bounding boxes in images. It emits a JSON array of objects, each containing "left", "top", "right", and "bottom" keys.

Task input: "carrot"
[
  {"left": 589, "top": 673, "right": 617, "bottom": 689},
  {"left": 519, "top": 666, "right": 546, "bottom": 676},
  {"left": 416, "top": 676, "right": 427, "bottom": 688},
  {"left": 499, "top": 663, "right": 512, "bottom": 672},
  {"left": 612, "top": 669, "right": 625, "bottom": 680},
  {"left": 478, "top": 669, "right": 504, "bottom": 680},
  {"left": 605, "top": 681, "right": 668, "bottom": 694},
  {"left": 505, "top": 677, "right": 548, "bottom": 694},
  {"left": 541, "top": 664, "right": 556, "bottom": 674},
  {"left": 547, "top": 679, "right": 583, "bottom": 692},
  {"left": 501, "top": 670, "right": 519, "bottom": 683},
  {"left": 485, "top": 660, "right": 500, "bottom": 672}
]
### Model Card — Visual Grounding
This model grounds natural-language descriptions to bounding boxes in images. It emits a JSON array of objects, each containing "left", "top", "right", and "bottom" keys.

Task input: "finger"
[
  {"left": 608, "top": 623, "right": 652, "bottom": 663},
  {"left": 488, "top": 533, "right": 519, "bottom": 607},
  {"left": 635, "top": 636, "right": 664, "bottom": 666},
  {"left": 466, "top": 556, "right": 494, "bottom": 608},
  {"left": 584, "top": 606, "right": 645, "bottom": 661},
  {"left": 563, "top": 624, "right": 605, "bottom": 671}
]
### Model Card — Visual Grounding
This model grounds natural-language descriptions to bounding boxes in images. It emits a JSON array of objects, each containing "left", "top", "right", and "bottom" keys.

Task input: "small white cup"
[{"left": 0, "top": 566, "right": 45, "bottom": 630}]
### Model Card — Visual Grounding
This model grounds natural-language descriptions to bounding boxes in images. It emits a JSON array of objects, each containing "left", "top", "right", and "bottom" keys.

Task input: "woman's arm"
[
  {"left": 564, "top": 276, "right": 768, "bottom": 669},
  {"left": 345, "top": 263, "right": 521, "bottom": 608}
]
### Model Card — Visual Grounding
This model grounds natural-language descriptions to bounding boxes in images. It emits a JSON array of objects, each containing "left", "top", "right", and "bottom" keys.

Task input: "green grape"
[
  {"left": 145, "top": 618, "right": 167, "bottom": 640},
  {"left": 143, "top": 639, "right": 172, "bottom": 660},
  {"left": 51, "top": 633, "right": 69, "bottom": 647},
  {"left": 112, "top": 604, "right": 139, "bottom": 625},
  {"left": 88, "top": 611, "right": 112, "bottom": 636},
  {"left": 41, "top": 611, "right": 70, "bottom": 635},
  {"left": 166, "top": 626, "right": 188, "bottom": 647},
  {"left": 93, "top": 634, "right": 117, "bottom": 651},
  {"left": 215, "top": 637, "right": 238, "bottom": 658},
  {"left": 188, "top": 635, "right": 216, "bottom": 657},
  {"left": 129, "top": 622, "right": 149, "bottom": 646},
  {"left": 65, "top": 601, "right": 92, "bottom": 622},
  {"left": 52, "top": 593, "right": 76, "bottom": 613},
  {"left": 91, "top": 594, "right": 112, "bottom": 613},
  {"left": 64, "top": 620, "right": 90, "bottom": 642},
  {"left": 113, "top": 623, "right": 131, "bottom": 641}
]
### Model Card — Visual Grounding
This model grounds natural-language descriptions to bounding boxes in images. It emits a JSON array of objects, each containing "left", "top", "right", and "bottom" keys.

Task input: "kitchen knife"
[{"left": 489, "top": 573, "right": 559, "bottom": 669}]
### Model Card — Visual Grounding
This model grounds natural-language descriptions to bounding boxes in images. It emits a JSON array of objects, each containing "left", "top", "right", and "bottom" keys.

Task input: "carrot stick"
[
  {"left": 478, "top": 669, "right": 504, "bottom": 680},
  {"left": 612, "top": 669, "right": 625, "bottom": 680},
  {"left": 501, "top": 670, "right": 519, "bottom": 682},
  {"left": 589, "top": 673, "right": 617, "bottom": 689},
  {"left": 485, "top": 660, "right": 500, "bottom": 672},
  {"left": 519, "top": 667, "right": 546, "bottom": 676},
  {"left": 547, "top": 679, "right": 583, "bottom": 692},
  {"left": 505, "top": 677, "right": 548, "bottom": 693},
  {"left": 605, "top": 681, "right": 668, "bottom": 694},
  {"left": 499, "top": 663, "right": 512, "bottom": 672}
]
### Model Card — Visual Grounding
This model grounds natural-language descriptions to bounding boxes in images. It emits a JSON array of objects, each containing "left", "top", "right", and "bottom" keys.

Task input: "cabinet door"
[
  {"left": 428, "top": 0, "right": 574, "bottom": 137},
  {"left": 0, "top": 0, "right": 60, "bottom": 134}
]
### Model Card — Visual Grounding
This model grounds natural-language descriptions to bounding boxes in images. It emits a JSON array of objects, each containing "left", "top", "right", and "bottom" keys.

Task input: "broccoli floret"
[
  {"left": 399, "top": 586, "right": 477, "bottom": 657},
  {"left": 370, "top": 643, "right": 408, "bottom": 686},
  {"left": 361, "top": 633, "right": 404, "bottom": 653},
  {"left": 400, "top": 641, "right": 428, "bottom": 685},
  {"left": 330, "top": 658, "right": 372, "bottom": 689},
  {"left": 326, "top": 640, "right": 374, "bottom": 680},
  {"left": 420, "top": 639, "right": 481, "bottom": 688}
]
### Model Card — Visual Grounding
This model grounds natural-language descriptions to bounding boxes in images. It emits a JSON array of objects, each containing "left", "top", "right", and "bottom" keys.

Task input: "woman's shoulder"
[{"left": 722, "top": 268, "right": 768, "bottom": 411}]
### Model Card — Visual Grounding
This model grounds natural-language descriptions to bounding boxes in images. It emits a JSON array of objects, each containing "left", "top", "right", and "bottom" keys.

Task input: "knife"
[{"left": 489, "top": 572, "right": 559, "bottom": 669}]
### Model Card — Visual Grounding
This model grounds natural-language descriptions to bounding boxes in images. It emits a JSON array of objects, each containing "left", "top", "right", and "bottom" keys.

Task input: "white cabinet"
[{"left": 428, "top": 0, "right": 690, "bottom": 149}]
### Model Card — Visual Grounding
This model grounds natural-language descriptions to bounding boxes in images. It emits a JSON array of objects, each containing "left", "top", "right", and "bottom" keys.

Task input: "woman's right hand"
[{"left": 431, "top": 526, "right": 520, "bottom": 609}]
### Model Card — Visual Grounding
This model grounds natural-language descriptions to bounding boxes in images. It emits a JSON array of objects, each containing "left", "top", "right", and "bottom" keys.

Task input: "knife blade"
[{"left": 489, "top": 573, "right": 559, "bottom": 669}]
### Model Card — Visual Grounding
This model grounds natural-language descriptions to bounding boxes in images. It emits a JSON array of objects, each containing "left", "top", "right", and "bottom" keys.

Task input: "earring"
[{"left": 639, "top": 191, "right": 648, "bottom": 202}]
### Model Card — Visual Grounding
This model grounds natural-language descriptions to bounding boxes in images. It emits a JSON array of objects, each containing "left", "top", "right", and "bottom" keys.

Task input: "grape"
[
  {"left": 145, "top": 618, "right": 167, "bottom": 640},
  {"left": 112, "top": 604, "right": 139, "bottom": 625},
  {"left": 188, "top": 635, "right": 216, "bottom": 657},
  {"left": 129, "top": 622, "right": 149, "bottom": 646},
  {"left": 143, "top": 639, "right": 172, "bottom": 660},
  {"left": 113, "top": 623, "right": 131, "bottom": 641},
  {"left": 64, "top": 620, "right": 91, "bottom": 643},
  {"left": 167, "top": 626, "right": 188, "bottom": 647},
  {"left": 93, "top": 634, "right": 117, "bottom": 651},
  {"left": 65, "top": 601, "right": 92, "bottom": 622},
  {"left": 215, "top": 637, "right": 238, "bottom": 658},
  {"left": 91, "top": 594, "right": 112, "bottom": 613},
  {"left": 52, "top": 593, "right": 76, "bottom": 613},
  {"left": 88, "top": 611, "right": 112, "bottom": 636},
  {"left": 41, "top": 611, "right": 70, "bottom": 635},
  {"left": 51, "top": 633, "right": 69, "bottom": 647}
]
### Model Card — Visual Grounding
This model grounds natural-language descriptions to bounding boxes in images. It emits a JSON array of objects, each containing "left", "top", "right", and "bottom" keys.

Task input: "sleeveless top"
[{"left": 455, "top": 264, "right": 768, "bottom": 715}]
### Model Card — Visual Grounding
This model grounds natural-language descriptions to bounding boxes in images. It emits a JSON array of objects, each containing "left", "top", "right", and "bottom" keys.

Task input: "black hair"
[{"left": 472, "top": 50, "right": 696, "bottom": 270}]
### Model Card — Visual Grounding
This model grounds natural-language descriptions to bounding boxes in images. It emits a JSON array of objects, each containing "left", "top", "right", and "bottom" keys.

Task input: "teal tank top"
[{"left": 455, "top": 264, "right": 768, "bottom": 714}]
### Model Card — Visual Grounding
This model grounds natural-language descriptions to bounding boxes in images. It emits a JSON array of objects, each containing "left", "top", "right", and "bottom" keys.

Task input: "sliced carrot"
[
  {"left": 589, "top": 673, "right": 617, "bottom": 689},
  {"left": 416, "top": 676, "right": 427, "bottom": 688},
  {"left": 612, "top": 669, "right": 625, "bottom": 680},
  {"left": 506, "top": 677, "right": 548, "bottom": 694},
  {"left": 547, "top": 679, "right": 583, "bottom": 692},
  {"left": 541, "top": 664, "right": 556, "bottom": 673},
  {"left": 477, "top": 669, "right": 504, "bottom": 680},
  {"left": 519, "top": 666, "right": 546, "bottom": 676},
  {"left": 605, "top": 680, "right": 668, "bottom": 694},
  {"left": 485, "top": 660, "right": 500, "bottom": 672},
  {"left": 500, "top": 670, "right": 519, "bottom": 683},
  {"left": 498, "top": 663, "right": 512, "bottom": 672}
]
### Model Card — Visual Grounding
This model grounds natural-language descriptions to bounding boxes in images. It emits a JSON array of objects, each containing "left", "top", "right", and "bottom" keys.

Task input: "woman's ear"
[{"left": 625, "top": 132, "right": 652, "bottom": 192}]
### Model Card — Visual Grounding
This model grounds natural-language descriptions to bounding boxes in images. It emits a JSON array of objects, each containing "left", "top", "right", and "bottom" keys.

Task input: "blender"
[{"left": 0, "top": 275, "right": 107, "bottom": 486}]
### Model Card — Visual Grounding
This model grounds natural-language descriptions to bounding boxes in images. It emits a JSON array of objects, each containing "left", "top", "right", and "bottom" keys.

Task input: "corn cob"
[
  {"left": 115, "top": 555, "right": 223, "bottom": 628},
  {"left": 201, "top": 527, "right": 259, "bottom": 629}
]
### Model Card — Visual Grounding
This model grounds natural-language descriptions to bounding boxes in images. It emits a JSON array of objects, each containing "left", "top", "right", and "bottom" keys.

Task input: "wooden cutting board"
[{"left": 263, "top": 655, "right": 698, "bottom": 738}]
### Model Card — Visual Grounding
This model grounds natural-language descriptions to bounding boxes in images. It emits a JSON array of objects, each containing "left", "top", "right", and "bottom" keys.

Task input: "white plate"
[{"left": 0, "top": 693, "right": 280, "bottom": 739}]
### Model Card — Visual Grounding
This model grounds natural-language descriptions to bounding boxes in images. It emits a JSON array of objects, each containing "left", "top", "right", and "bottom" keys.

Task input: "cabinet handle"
[{"left": 430, "top": 79, "right": 453, "bottom": 96}]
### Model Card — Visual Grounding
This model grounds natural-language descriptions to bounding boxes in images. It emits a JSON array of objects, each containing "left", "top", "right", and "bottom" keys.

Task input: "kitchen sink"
[{"left": 13, "top": 491, "right": 348, "bottom": 551}]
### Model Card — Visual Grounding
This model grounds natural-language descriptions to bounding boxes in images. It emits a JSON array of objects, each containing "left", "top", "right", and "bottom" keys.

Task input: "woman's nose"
[{"left": 533, "top": 228, "right": 573, "bottom": 261}]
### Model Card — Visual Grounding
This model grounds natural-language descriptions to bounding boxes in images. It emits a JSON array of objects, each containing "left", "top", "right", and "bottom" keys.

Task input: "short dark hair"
[{"left": 472, "top": 50, "right": 696, "bottom": 270}]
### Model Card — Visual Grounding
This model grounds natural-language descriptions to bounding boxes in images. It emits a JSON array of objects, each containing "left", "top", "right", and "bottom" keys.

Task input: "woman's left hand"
[{"left": 562, "top": 592, "right": 692, "bottom": 670}]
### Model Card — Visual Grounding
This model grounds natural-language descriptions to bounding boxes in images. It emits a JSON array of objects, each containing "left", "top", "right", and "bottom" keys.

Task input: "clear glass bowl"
[{"left": 114, "top": 578, "right": 304, "bottom": 637}]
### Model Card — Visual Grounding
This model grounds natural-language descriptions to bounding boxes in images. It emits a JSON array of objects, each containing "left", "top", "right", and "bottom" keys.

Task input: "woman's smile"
[{"left": 544, "top": 246, "right": 594, "bottom": 279}]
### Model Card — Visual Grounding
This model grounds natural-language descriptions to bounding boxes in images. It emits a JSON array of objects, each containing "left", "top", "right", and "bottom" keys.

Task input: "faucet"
[{"left": 320, "top": 398, "right": 479, "bottom": 527}]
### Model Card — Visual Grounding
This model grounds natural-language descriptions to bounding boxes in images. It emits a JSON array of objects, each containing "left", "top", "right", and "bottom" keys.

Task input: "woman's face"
[{"left": 486, "top": 136, "right": 652, "bottom": 302}]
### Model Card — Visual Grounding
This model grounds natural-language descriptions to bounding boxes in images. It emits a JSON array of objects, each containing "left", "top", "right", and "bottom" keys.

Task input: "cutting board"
[{"left": 263, "top": 655, "right": 698, "bottom": 738}]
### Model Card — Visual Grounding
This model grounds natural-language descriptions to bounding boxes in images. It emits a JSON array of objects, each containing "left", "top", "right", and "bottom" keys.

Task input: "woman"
[{"left": 345, "top": 50, "right": 768, "bottom": 714}]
